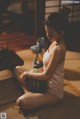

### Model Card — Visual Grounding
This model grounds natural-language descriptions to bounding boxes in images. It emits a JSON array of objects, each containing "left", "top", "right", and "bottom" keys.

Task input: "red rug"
[{"left": 0, "top": 32, "right": 36, "bottom": 51}]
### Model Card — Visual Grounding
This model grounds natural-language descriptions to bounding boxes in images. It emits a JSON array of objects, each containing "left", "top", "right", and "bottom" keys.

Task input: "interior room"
[{"left": 0, "top": 0, "right": 80, "bottom": 119}]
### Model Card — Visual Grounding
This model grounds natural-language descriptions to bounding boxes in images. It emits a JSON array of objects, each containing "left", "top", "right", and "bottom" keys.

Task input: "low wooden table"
[
  {"left": 0, "top": 49, "right": 24, "bottom": 105},
  {"left": 0, "top": 48, "right": 24, "bottom": 70}
]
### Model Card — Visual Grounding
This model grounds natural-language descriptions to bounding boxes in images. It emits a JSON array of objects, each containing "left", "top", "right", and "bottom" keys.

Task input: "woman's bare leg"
[
  {"left": 14, "top": 67, "right": 61, "bottom": 109},
  {"left": 13, "top": 67, "right": 29, "bottom": 93},
  {"left": 16, "top": 92, "right": 60, "bottom": 110}
]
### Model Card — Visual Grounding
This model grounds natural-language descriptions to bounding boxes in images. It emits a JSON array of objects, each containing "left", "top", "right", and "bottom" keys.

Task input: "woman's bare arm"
[
  {"left": 45, "top": 46, "right": 66, "bottom": 79},
  {"left": 20, "top": 46, "right": 66, "bottom": 81},
  {"left": 20, "top": 70, "right": 48, "bottom": 81}
]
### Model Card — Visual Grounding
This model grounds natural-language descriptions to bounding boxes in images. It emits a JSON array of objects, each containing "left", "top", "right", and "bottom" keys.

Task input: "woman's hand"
[
  {"left": 20, "top": 71, "right": 28, "bottom": 82},
  {"left": 19, "top": 71, "right": 29, "bottom": 89}
]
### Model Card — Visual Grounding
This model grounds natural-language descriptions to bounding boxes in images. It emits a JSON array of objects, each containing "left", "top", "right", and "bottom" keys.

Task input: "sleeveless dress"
[{"left": 43, "top": 46, "right": 64, "bottom": 99}]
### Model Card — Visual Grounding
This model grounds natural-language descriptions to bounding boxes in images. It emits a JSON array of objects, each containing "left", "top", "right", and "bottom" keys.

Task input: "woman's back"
[{"left": 43, "top": 44, "right": 65, "bottom": 99}]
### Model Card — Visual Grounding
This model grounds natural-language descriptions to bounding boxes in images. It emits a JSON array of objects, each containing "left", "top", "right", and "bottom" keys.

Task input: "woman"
[{"left": 15, "top": 7, "right": 70, "bottom": 110}]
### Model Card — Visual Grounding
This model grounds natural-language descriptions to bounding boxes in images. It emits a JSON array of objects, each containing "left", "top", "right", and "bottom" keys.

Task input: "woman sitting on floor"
[{"left": 15, "top": 7, "right": 71, "bottom": 110}]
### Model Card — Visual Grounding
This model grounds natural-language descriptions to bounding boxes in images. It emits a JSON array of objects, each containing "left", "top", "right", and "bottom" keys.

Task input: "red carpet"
[{"left": 0, "top": 32, "right": 36, "bottom": 51}]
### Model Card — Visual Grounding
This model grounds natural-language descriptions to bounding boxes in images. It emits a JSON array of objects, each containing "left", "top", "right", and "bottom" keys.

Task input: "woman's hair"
[{"left": 45, "top": 7, "right": 71, "bottom": 34}]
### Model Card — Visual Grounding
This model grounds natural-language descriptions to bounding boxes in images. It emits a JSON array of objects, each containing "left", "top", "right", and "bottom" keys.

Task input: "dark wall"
[
  {"left": 65, "top": 22, "right": 80, "bottom": 52},
  {"left": 0, "top": 0, "right": 14, "bottom": 12},
  {"left": 0, "top": 0, "right": 35, "bottom": 35}
]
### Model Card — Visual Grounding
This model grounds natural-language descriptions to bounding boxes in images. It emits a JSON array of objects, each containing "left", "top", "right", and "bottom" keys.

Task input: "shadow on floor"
[{"left": 64, "top": 69, "right": 80, "bottom": 80}]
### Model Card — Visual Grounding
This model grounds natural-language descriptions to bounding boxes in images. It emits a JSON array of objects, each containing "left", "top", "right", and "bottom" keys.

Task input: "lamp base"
[{"left": 32, "top": 61, "right": 43, "bottom": 68}]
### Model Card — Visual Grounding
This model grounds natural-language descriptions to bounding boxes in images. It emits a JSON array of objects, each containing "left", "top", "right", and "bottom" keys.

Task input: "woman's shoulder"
[
  {"left": 54, "top": 44, "right": 66, "bottom": 60},
  {"left": 56, "top": 43, "right": 66, "bottom": 53}
]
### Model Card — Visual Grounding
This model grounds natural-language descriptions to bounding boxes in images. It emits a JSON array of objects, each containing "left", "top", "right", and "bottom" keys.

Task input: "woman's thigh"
[{"left": 17, "top": 92, "right": 60, "bottom": 109}]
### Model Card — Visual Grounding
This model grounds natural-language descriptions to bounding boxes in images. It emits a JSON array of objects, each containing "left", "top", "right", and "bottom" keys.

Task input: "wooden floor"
[
  {"left": 0, "top": 49, "right": 80, "bottom": 119},
  {"left": 0, "top": 49, "right": 35, "bottom": 119}
]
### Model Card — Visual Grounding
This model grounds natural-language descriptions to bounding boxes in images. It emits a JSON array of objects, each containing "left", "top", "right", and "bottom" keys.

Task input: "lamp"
[{"left": 30, "top": 37, "right": 45, "bottom": 68}]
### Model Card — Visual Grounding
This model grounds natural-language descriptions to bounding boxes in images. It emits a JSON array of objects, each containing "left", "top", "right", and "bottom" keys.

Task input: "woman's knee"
[
  {"left": 16, "top": 93, "right": 33, "bottom": 109},
  {"left": 16, "top": 95, "right": 27, "bottom": 109}
]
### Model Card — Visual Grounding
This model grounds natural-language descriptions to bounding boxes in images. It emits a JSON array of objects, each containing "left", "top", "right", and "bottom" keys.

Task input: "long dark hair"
[{"left": 45, "top": 7, "right": 71, "bottom": 34}]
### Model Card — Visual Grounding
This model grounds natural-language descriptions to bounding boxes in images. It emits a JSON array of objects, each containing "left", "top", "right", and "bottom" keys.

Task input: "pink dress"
[{"left": 43, "top": 46, "right": 64, "bottom": 99}]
